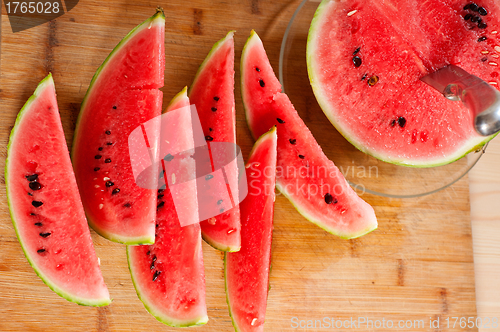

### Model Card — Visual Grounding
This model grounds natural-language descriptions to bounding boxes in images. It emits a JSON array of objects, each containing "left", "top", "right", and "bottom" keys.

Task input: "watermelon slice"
[
  {"left": 127, "top": 88, "right": 208, "bottom": 327},
  {"left": 188, "top": 31, "right": 241, "bottom": 252},
  {"left": 241, "top": 30, "right": 377, "bottom": 239},
  {"left": 72, "top": 10, "right": 165, "bottom": 244},
  {"left": 225, "top": 127, "right": 277, "bottom": 332},
  {"left": 5, "top": 74, "right": 110, "bottom": 306},
  {"left": 307, "top": 0, "right": 500, "bottom": 167}
]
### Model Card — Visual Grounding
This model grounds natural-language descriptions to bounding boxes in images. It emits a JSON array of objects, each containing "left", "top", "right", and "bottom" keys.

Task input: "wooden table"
[{"left": 0, "top": 0, "right": 498, "bottom": 331}]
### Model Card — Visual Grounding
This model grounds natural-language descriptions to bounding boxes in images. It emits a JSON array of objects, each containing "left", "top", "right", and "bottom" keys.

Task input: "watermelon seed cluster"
[{"left": 463, "top": 3, "right": 488, "bottom": 29}]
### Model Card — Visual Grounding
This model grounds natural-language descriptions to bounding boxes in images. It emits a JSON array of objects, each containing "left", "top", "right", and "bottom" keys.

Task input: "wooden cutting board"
[{"left": 0, "top": 0, "right": 478, "bottom": 331}]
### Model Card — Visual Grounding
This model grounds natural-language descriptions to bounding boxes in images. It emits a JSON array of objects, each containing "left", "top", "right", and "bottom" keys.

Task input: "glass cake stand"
[{"left": 278, "top": 0, "right": 488, "bottom": 198}]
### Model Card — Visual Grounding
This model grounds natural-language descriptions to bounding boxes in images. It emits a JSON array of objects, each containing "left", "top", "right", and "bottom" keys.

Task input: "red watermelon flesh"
[
  {"left": 225, "top": 127, "right": 277, "bottom": 332},
  {"left": 242, "top": 30, "right": 377, "bottom": 239},
  {"left": 72, "top": 10, "right": 165, "bottom": 244},
  {"left": 307, "top": 0, "right": 500, "bottom": 166},
  {"left": 5, "top": 74, "right": 110, "bottom": 306},
  {"left": 188, "top": 31, "right": 241, "bottom": 252},
  {"left": 127, "top": 88, "right": 208, "bottom": 327}
]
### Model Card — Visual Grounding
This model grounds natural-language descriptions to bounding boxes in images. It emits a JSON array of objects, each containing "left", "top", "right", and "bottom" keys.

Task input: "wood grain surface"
[{"left": 0, "top": 0, "right": 480, "bottom": 331}]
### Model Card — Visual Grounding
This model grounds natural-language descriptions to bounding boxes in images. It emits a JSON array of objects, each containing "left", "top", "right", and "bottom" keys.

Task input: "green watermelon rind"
[
  {"left": 71, "top": 9, "right": 165, "bottom": 245},
  {"left": 306, "top": 0, "right": 497, "bottom": 168},
  {"left": 5, "top": 74, "right": 111, "bottom": 307},
  {"left": 224, "top": 127, "right": 277, "bottom": 332},
  {"left": 165, "top": 86, "right": 188, "bottom": 112},
  {"left": 188, "top": 30, "right": 241, "bottom": 253},
  {"left": 126, "top": 247, "right": 209, "bottom": 327}
]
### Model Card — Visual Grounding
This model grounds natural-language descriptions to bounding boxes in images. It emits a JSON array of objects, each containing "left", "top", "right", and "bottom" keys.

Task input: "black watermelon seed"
[
  {"left": 105, "top": 181, "right": 114, "bottom": 187},
  {"left": 353, "top": 56, "right": 362, "bottom": 67},
  {"left": 471, "top": 15, "right": 480, "bottom": 23},
  {"left": 255, "top": 67, "right": 260, "bottom": 72},
  {"left": 152, "top": 256, "right": 157, "bottom": 262},
  {"left": 28, "top": 192, "right": 33, "bottom": 196},
  {"left": 482, "top": 57, "right": 488, "bottom": 62},
  {"left": 112, "top": 188, "right": 120, "bottom": 195},
  {"left": 353, "top": 47, "right": 361, "bottom": 55},
  {"left": 106, "top": 142, "right": 113, "bottom": 145},
  {"left": 209, "top": 127, "right": 213, "bottom": 131},
  {"left": 205, "top": 135, "right": 214, "bottom": 142},
  {"left": 30, "top": 213, "right": 35, "bottom": 216},
  {"left": 146, "top": 250, "right": 150, "bottom": 255},
  {"left": 32, "top": 201, "right": 43, "bottom": 208},
  {"left": 478, "top": 36, "right": 487, "bottom": 42},
  {"left": 289, "top": 139, "right": 297, "bottom": 145},
  {"left": 298, "top": 155, "right": 305, "bottom": 159},
  {"left": 26, "top": 174, "right": 38, "bottom": 182},
  {"left": 259, "top": 79, "right": 265, "bottom": 87},
  {"left": 40, "top": 232, "right": 51, "bottom": 238},
  {"left": 469, "top": 3, "right": 478, "bottom": 11},
  {"left": 217, "top": 199, "right": 223, "bottom": 205},
  {"left": 95, "top": 155, "right": 102, "bottom": 159},
  {"left": 34, "top": 222, "right": 43, "bottom": 227},
  {"left": 29, "top": 182, "right": 42, "bottom": 191},
  {"left": 157, "top": 194, "right": 164, "bottom": 199},
  {"left": 361, "top": 73, "right": 368, "bottom": 80},
  {"left": 214, "top": 96, "right": 220, "bottom": 101},
  {"left": 164, "top": 154, "right": 174, "bottom": 162},
  {"left": 390, "top": 119, "right": 396, "bottom": 127},
  {"left": 112, "top": 106, "right": 117, "bottom": 110},
  {"left": 478, "top": 7, "right": 487, "bottom": 16},
  {"left": 464, "top": 13, "right": 472, "bottom": 20},
  {"left": 333, "top": 198, "right": 339, "bottom": 204},
  {"left": 153, "top": 271, "right": 161, "bottom": 281},
  {"left": 98, "top": 147, "right": 103, "bottom": 151},
  {"left": 398, "top": 116, "right": 407, "bottom": 128},
  {"left": 205, "top": 174, "right": 214, "bottom": 180},
  {"left": 105, "top": 158, "right": 111, "bottom": 163},
  {"left": 478, "top": 22, "right": 487, "bottom": 29},
  {"left": 37, "top": 249, "right": 46, "bottom": 254},
  {"left": 464, "top": 4, "right": 470, "bottom": 10},
  {"left": 211, "top": 107, "right": 217, "bottom": 112},
  {"left": 325, "top": 193, "right": 334, "bottom": 204},
  {"left": 124, "top": 203, "right": 131, "bottom": 208},
  {"left": 157, "top": 201, "right": 165, "bottom": 209},
  {"left": 94, "top": 167, "right": 100, "bottom": 171},
  {"left": 158, "top": 189, "right": 165, "bottom": 193},
  {"left": 105, "top": 130, "right": 111, "bottom": 135},
  {"left": 277, "top": 118, "right": 285, "bottom": 124},
  {"left": 150, "top": 261, "right": 155, "bottom": 270}
]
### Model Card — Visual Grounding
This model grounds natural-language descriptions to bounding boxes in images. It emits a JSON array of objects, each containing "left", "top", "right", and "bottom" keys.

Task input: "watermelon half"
[
  {"left": 242, "top": 30, "right": 377, "bottom": 239},
  {"left": 225, "top": 127, "right": 277, "bottom": 332},
  {"left": 72, "top": 10, "right": 165, "bottom": 244},
  {"left": 127, "top": 88, "right": 208, "bottom": 327},
  {"left": 188, "top": 31, "right": 241, "bottom": 252},
  {"left": 307, "top": 0, "right": 500, "bottom": 167},
  {"left": 5, "top": 74, "right": 110, "bottom": 306}
]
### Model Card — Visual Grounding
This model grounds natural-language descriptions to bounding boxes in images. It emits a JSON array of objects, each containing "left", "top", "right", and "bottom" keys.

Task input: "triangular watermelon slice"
[
  {"left": 241, "top": 30, "right": 377, "bottom": 239},
  {"left": 5, "top": 74, "right": 110, "bottom": 306},
  {"left": 127, "top": 87, "right": 208, "bottom": 327},
  {"left": 72, "top": 10, "right": 165, "bottom": 244},
  {"left": 188, "top": 31, "right": 241, "bottom": 252},
  {"left": 225, "top": 127, "right": 277, "bottom": 332}
]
